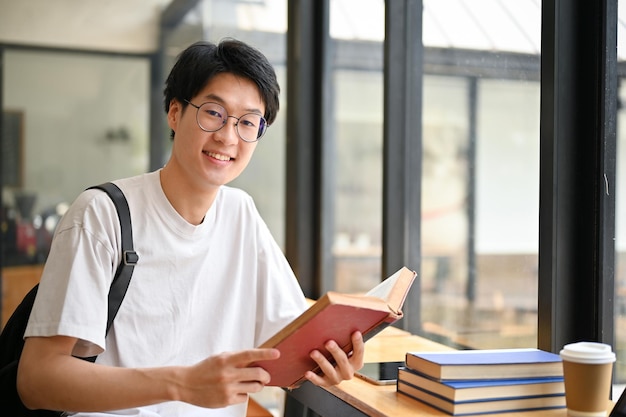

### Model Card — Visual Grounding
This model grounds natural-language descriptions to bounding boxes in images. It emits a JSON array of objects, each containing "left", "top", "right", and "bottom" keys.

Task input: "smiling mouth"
[{"left": 205, "top": 151, "right": 233, "bottom": 161}]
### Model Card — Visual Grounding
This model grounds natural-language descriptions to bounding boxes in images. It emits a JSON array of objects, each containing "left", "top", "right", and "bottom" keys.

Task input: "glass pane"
[
  {"left": 421, "top": 74, "right": 471, "bottom": 336},
  {"left": 420, "top": 1, "right": 541, "bottom": 351},
  {"left": 333, "top": 69, "right": 384, "bottom": 292},
  {"left": 2, "top": 49, "right": 149, "bottom": 267},
  {"left": 422, "top": 77, "right": 539, "bottom": 348}
]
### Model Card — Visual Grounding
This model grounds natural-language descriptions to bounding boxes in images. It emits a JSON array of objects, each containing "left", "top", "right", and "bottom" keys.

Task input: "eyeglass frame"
[{"left": 184, "top": 99, "right": 268, "bottom": 143}]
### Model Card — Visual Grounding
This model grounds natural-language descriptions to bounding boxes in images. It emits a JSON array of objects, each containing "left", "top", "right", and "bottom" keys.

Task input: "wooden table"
[
  {"left": 2, "top": 265, "right": 44, "bottom": 328},
  {"left": 284, "top": 326, "right": 614, "bottom": 417}
]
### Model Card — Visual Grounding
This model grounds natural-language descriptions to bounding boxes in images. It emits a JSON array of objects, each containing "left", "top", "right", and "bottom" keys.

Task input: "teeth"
[{"left": 207, "top": 151, "right": 231, "bottom": 161}]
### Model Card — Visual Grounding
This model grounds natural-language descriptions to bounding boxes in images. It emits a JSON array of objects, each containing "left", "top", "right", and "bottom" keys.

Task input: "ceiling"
[
  {"left": 0, "top": 0, "right": 174, "bottom": 53},
  {"left": 1, "top": 0, "right": 625, "bottom": 60}
]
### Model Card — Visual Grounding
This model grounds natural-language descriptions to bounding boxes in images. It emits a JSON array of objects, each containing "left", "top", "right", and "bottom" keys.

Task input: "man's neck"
[{"left": 159, "top": 166, "right": 218, "bottom": 225}]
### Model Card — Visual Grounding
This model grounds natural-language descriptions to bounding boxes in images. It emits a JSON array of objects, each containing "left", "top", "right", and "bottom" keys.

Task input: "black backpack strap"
[
  {"left": 0, "top": 183, "right": 137, "bottom": 416},
  {"left": 87, "top": 182, "right": 138, "bottom": 334}
]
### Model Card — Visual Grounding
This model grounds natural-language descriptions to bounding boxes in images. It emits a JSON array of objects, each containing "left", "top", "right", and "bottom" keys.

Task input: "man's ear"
[{"left": 167, "top": 99, "right": 181, "bottom": 130}]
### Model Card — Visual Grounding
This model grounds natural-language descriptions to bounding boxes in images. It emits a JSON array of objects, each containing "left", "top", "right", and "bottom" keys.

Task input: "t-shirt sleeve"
[{"left": 24, "top": 189, "right": 120, "bottom": 358}]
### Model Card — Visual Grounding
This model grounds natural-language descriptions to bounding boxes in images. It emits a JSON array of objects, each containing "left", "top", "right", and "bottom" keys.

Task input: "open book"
[{"left": 253, "top": 266, "right": 417, "bottom": 388}]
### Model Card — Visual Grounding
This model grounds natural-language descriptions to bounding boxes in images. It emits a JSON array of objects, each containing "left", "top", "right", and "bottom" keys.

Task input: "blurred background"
[{"left": 1, "top": 0, "right": 625, "bottom": 412}]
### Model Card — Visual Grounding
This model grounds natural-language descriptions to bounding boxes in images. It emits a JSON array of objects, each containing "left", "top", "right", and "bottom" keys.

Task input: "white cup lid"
[{"left": 559, "top": 342, "right": 616, "bottom": 364}]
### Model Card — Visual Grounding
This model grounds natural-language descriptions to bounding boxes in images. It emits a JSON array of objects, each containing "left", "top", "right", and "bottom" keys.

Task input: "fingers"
[
  {"left": 181, "top": 349, "right": 281, "bottom": 408},
  {"left": 305, "top": 331, "right": 365, "bottom": 387},
  {"left": 213, "top": 348, "right": 280, "bottom": 386},
  {"left": 305, "top": 346, "right": 338, "bottom": 387},
  {"left": 231, "top": 348, "right": 281, "bottom": 367},
  {"left": 350, "top": 331, "right": 365, "bottom": 370}
]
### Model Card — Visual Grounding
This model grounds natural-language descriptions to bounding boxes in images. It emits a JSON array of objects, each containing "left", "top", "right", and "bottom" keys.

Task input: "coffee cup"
[{"left": 560, "top": 342, "right": 616, "bottom": 417}]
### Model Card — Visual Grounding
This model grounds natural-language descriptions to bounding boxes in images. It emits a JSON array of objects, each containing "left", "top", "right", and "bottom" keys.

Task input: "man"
[{"left": 17, "top": 39, "right": 364, "bottom": 417}]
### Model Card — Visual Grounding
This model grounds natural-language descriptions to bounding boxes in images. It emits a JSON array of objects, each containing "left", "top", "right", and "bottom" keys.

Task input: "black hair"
[{"left": 163, "top": 39, "right": 280, "bottom": 138}]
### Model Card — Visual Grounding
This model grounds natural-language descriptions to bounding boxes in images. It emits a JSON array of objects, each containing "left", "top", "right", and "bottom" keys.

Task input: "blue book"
[
  {"left": 397, "top": 379, "right": 566, "bottom": 416},
  {"left": 405, "top": 348, "right": 563, "bottom": 380},
  {"left": 398, "top": 366, "right": 564, "bottom": 402}
]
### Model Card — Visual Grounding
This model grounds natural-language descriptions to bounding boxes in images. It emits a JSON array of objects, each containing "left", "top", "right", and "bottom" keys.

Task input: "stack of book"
[{"left": 396, "top": 348, "right": 566, "bottom": 415}]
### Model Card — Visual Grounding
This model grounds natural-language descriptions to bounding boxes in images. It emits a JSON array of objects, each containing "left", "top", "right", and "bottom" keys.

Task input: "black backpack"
[{"left": 0, "top": 182, "right": 138, "bottom": 416}]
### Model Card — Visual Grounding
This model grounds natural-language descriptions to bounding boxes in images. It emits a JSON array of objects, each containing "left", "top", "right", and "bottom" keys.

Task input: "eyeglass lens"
[{"left": 196, "top": 102, "right": 266, "bottom": 142}]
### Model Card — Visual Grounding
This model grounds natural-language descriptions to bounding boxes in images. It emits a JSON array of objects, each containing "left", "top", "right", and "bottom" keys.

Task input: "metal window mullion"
[
  {"left": 383, "top": 0, "right": 423, "bottom": 334},
  {"left": 538, "top": 0, "right": 616, "bottom": 352},
  {"left": 286, "top": 0, "right": 331, "bottom": 299}
]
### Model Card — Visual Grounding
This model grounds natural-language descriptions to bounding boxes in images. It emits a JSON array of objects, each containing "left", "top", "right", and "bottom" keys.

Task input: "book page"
[
  {"left": 365, "top": 267, "right": 416, "bottom": 313},
  {"left": 365, "top": 269, "right": 401, "bottom": 299}
]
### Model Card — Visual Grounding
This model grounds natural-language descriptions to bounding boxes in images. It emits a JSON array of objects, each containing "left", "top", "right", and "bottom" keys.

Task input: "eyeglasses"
[{"left": 184, "top": 100, "right": 268, "bottom": 142}]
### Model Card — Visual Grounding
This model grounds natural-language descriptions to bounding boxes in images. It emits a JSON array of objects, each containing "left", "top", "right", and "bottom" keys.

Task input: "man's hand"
[
  {"left": 178, "top": 348, "right": 281, "bottom": 408},
  {"left": 303, "top": 331, "right": 365, "bottom": 387},
  {"left": 19, "top": 337, "right": 282, "bottom": 412}
]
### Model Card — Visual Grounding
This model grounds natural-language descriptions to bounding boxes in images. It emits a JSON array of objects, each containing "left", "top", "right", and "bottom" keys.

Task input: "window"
[
  {"left": 2, "top": 49, "right": 149, "bottom": 266},
  {"left": 328, "top": 0, "right": 541, "bottom": 352}
]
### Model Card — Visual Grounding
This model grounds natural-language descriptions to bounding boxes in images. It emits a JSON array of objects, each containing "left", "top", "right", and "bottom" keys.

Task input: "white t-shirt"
[{"left": 25, "top": 171, "right": 308, "bottom": 417}]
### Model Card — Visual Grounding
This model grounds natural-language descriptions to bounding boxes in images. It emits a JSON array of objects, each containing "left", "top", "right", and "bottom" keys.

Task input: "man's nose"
[{"left": 214, "top": 117, "right": 240, "bottom": 144}]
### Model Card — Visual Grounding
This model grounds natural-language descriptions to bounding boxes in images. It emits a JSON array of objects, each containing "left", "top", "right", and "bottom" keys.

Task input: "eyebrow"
[{"left": 202, "top": 93, "right": 263, "bottom": 115}]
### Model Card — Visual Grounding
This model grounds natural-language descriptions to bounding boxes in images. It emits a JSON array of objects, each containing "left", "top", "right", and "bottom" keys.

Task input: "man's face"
[{"left": 166, "top": 72, "right": 264, "bottom": 192}]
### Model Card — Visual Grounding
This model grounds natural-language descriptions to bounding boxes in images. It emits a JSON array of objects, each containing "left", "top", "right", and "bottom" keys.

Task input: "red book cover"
[{"left": 253, "top": 267, "right": 416, "bottom": 388}]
